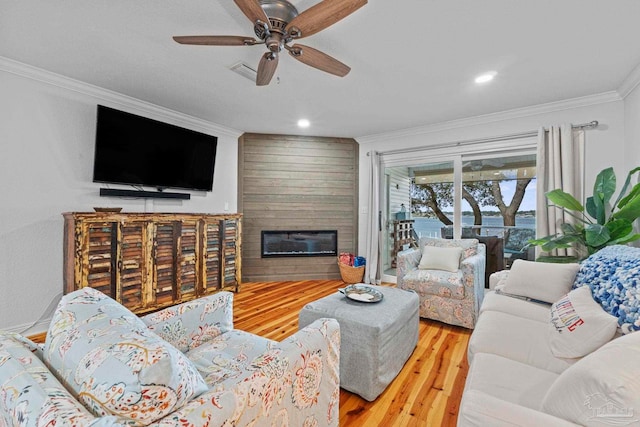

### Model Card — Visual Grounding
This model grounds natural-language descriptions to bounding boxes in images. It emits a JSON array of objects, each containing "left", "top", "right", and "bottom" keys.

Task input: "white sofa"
[{"left": 458, "top": 246, "right": 640, "bottom": 427}]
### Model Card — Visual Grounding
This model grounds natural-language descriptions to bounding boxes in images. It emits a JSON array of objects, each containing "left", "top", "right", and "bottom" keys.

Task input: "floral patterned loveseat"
[{"left": 0, "top": 288, "right": 340, "bottom": 427}]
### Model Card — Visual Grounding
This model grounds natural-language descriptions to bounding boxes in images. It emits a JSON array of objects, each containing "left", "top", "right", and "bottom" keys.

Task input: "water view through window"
[{"left": 385, "top": 153, "right": 537, "bottom": 276}]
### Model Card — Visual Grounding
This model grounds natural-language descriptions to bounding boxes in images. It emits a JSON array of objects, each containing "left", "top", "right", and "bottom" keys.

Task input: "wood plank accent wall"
[{"left": 238, "top": 133, "right": 359, "bottom": 282}]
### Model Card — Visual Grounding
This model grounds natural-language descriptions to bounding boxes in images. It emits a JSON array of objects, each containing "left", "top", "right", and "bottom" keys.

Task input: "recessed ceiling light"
[
  {"left": 475, "top": 71, "right": 497, "bottom": 84},
  {"left": 297, "top": 119, "right": 310, "bottom": 128}
]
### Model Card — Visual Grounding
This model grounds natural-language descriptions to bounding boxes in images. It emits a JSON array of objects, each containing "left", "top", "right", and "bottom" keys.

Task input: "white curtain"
[
  {"left": 364, "top": 151, "right": 382, "bottom": 284},
  {"left": 536, "top": 124, "right": 585, "bottom": 257}
]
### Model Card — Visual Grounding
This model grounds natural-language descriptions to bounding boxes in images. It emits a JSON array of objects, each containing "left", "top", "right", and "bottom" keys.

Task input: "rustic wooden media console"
[{"left": 63, "top": 212, "right": 242, "bottom": 314}]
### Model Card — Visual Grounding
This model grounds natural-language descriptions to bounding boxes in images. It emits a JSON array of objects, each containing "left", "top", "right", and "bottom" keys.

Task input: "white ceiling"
[{"left": 2, "top": 0, "right": 640, "bottom": 138}]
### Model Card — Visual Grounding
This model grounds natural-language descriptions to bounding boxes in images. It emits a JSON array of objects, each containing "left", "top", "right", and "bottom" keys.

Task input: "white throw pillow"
[
  {"left": 541, "top": 331, "right": 640, "bottom": 427},
  {"left": 501, "top": 259, "right": 579, "bottom": 303},
  {"left": 548, "top": 286, "right": 618, "bottom": 358},
  {"left": 418, "top": 246, "right": 462, "bottom": 272}
]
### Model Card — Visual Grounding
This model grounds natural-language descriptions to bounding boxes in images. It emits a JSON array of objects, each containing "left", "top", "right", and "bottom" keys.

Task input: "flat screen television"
[{"left": 93, "top": 105, "right": 218, "bottom": 192}]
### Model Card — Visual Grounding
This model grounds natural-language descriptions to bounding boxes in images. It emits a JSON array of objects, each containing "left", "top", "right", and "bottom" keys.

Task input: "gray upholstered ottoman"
[{"left": 299, "top": 286, "right": 419, "bottom": 401}]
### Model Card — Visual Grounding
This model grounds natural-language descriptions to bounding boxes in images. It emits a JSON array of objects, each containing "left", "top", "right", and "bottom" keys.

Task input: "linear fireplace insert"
[{"left": 261, "top": 230, "right": 338, "bottom": 258}]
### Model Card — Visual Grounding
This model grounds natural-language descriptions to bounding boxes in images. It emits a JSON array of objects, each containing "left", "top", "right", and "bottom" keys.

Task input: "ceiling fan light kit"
[{"left": 174, "top": 0, "right": 367, "bottom": 86}]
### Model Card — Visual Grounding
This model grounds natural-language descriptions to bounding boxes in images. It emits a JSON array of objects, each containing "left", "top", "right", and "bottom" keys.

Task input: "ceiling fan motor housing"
[{"left": 255, "top": 0, "right": 299, "bottom": 39}]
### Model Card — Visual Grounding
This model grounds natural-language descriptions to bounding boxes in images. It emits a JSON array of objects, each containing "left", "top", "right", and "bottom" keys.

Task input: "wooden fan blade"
[
  {"left": 234, "top": 0, "right": 270, "bottom": 26},
  {"left": 285, "top": 0, "right": 367, "bottom": 39},
  {"left": 173, "top": 35, "right": 257, "bottom": 46},
  {"left": 257, "top": 52, "right": 279, "bottom": 86},
  {"left": 289, "top": 44, "right": 350, "bottom": 77}
]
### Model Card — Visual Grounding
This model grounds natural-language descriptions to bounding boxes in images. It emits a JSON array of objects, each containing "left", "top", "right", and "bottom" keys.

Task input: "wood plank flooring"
[{"left": 234, "top": 280, "right": 471, "bottom": 427}]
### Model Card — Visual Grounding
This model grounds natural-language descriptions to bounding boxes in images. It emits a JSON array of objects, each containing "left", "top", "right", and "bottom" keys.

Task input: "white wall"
[
  {"left": 3, "top": 56, "right": 639, "bottom": 333},
  {"left": 623, "top": 79, "right": 640, "bottom": 239},
  {"left": 0, "top": 61, "right": 241, "bottom": 333},
  {"left": 356, "top": 94, "right": 627, "bottom": 254},
  {"left": 624, "top": 82, "right": 640, "bottom": 171}
]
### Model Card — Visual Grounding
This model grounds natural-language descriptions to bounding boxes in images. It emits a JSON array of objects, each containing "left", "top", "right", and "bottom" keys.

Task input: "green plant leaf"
[
  {"left": 546, "top": 189, "right": 584, "bottom": 212},
  {"left": 560, "top": 223, "right": 577, "bottom": 234},
  {"left": 540, "top": 235, "right": 580, "bottom": 252},
  {"left": 592, "top": 167, "right": 616, "bottom": 224},
  {"left": 593, "top": 167, "right": 617, "bottom": 205},
  {"left": 585, "top": 196, "right": 597, "bottom": 220},
  {"left": 611, "top": 193, "right": 640, "bottom": 223},
  {"left": 526, "top": 235, "right": 555, "bottom": 246},
  {"left": 585, "top": 224, "right": 610, "bottom": 247},
  {"left": 613, "top": 166, "right": 640, "bottom": 209},
  {"left": 617, "top": 182, "right": 640, "bottom": 209},
  {"left": 612, "top": 233, "right": 640, "bottom": 245},
  {"left": 605, "top": 219, "right": 633, "bottom": 241},
  {"left": 541, "top": 241, "right": 573, "bottom": 251},
  {"left": 592, "top": 193, "right": 606, "bottom": 224}
]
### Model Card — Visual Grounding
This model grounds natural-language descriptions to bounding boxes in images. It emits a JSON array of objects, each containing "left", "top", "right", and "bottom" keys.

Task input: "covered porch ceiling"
[{"left": 410, "top": 155, "right": 536, "bottom": 184}]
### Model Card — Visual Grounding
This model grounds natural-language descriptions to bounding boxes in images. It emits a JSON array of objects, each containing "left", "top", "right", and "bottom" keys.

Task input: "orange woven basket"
[{"left": 338, "top": 259, "right": 365, "bottom": 284}]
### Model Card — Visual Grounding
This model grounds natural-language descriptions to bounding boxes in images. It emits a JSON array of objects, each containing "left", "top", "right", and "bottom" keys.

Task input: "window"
[{"left": 382, "top": 146, "right": 537, "bottom": 280}]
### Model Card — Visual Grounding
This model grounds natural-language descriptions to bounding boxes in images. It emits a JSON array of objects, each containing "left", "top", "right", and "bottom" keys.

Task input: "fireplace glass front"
[{"left": 261, "top": 230, "right": 338, "bottom": 258}]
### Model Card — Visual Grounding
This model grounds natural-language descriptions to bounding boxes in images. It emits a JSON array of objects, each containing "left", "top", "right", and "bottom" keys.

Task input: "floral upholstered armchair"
[
  {"left": 0, "top": 288, "right": 340, "bottom": 427},
  {"left": 397, "top": 237, "right": 486, "bottom": 329}
]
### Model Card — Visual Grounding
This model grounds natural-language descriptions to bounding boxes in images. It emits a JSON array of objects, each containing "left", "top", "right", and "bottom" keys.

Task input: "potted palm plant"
[{"left": 528, "top": 166, "right": 640, "bottom": 261}]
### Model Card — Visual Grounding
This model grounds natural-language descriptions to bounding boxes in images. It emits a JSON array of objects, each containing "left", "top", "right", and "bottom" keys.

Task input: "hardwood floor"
[{"left": 234, "top": 280, "right": 471, "bottom": 427}]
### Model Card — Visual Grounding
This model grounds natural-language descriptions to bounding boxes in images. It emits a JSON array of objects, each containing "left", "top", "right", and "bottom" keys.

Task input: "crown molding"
[
  {"left": 356, "top": 91, "right": 621, "bottom": 144},
  {"left": 618, "top": 61, "right": 640, "bottom": 99},
  {"left": 0, "top": 56, "right": 242, "bottom": 138}
]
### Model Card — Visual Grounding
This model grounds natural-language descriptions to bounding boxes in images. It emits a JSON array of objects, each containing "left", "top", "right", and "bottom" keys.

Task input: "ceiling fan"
[{"left": 173, "top": 0, "right": 367, "bottom": 86}]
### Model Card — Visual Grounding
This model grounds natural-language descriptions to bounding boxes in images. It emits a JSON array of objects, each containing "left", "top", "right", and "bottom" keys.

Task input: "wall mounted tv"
[{"left": 93, "top": 105, "right": 218, "bottom": 193}]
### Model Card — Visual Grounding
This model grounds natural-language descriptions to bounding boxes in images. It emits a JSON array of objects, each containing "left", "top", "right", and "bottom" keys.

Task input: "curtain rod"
[{"left": 366, "top": 120, "right": 599, "bottom": 157}]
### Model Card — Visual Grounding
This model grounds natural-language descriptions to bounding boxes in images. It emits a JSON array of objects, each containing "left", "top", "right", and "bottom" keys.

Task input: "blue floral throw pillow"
[
  {"left": 573, "top": 245, "right": 640, "bottom": 333},
  {"left": 44, "top": 288, "right": 208, "bottom": 425}
]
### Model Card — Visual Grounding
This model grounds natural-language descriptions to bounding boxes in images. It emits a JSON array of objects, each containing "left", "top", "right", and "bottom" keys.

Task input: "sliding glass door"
[
  {"left": 460, "top": 153, "right": 537, "bottom": 268},
  {"left": 381, "top": 149, "right": 536, "bottom": 281},
  {"left": 383, "top": 159, "right": 456, "bottom": 277}
]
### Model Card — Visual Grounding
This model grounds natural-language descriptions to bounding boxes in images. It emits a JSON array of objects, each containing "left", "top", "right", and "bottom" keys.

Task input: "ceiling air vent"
[{"left": 229, "top": 62, "right": 257, "bottom": 82}]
